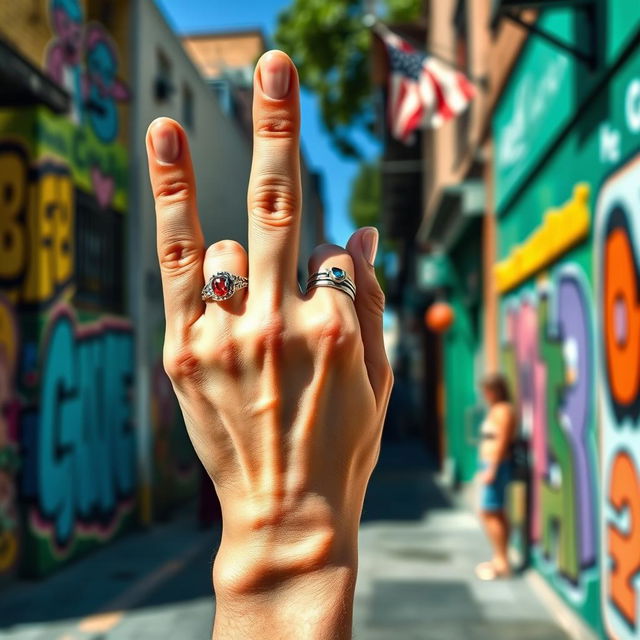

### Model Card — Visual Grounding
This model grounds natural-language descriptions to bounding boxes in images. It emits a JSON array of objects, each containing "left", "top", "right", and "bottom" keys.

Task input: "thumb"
[{"left": 346, "top": 227, "right": 393, "bottom": 407}]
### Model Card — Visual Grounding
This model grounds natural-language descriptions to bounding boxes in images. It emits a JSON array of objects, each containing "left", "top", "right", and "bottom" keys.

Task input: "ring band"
[
  {"left": 202, "top": 271, "right": 248, "bottom": 302},
  {"left": 306, "top": 267, "right": 356, "bottom": 301}
]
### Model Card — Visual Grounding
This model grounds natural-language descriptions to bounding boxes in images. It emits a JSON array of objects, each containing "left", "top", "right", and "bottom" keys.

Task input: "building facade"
[
  {"left": 492, "top": 4, "right": 640, "bottom": 636},
  {"left": 417, "top": 1, "right": 640, "bottom": 637},
  {"left": 0, "top": 0, "right": 135, "bottom": 579}
]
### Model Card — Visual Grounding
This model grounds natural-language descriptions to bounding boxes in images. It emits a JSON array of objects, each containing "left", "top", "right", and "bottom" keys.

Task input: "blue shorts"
[{"left": 480, "top": 460, "right": 512, "bottom": 511}]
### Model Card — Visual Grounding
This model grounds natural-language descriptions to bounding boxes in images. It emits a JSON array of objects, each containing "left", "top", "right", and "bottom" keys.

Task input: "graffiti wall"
[
  {"left": 0, "top": 0, "right": 135, "bottom": 577},
  {"left": 596, "top": 153, "right": 640, "bottom": 639},
  {"left": 491, "top": 8, "right": 640, "bottom": 633},
  {"left": 501, "top": 260, "right": 600, "bottom": 628},
  {"left": 0, "top": 296, "right": 20, "bottom": 577}
]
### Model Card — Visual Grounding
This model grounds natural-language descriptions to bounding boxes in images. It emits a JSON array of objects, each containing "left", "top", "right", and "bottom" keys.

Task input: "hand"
[
  {"left": 480, "top": 465, "right": 497, "bottom": 485},
  {"left": 146, "top": 50, "right": 393, "bottom": 639}
]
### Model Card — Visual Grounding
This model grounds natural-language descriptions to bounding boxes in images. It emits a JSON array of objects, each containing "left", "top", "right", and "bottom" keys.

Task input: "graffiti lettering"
[
  {"left": 23, "top": 308, "right": 135, "bottom": 548},
  {"left": 0, "top": 144, "right": 74, "bottom": 306},
  {"left": 596, "top": 152, "right": 640, "bottom": 638},
  {"left": 502, "top": 268, "right": 596, "bottom": 591},
  {"left": 609, "top": 451, "right": 640, "bottom": 628},
  {"left": 604, "top": 207, "right": 640, "bottom": 420}
]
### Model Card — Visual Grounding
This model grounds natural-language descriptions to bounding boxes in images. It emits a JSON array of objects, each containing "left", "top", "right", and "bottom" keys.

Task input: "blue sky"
[{"left": 155, "top": 0, "right": 380, "bottom": 245}]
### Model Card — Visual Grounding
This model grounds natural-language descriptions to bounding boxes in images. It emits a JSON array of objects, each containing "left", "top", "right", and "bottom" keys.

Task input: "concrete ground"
[{"left": 0, "top": 443, "right": 569, "bottom": 640}]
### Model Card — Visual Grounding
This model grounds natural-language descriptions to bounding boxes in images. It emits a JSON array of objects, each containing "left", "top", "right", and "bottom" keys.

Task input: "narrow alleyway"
[{"left": 0, "top": 443, "right": 569, "bottom": 640}]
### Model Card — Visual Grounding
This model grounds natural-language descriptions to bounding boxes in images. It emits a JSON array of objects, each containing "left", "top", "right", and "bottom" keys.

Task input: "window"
[
  {"left": 182, "top": 83, "right": 194, "bottom": 130},
  {"left": 155, "top": 50, "right": 174, "bottom": 103},
  {"left": 453, "top": 0, "right": 471, "bottom": 166},
  {"left": 74, "top": 190, "right": 125, "bottom": 313}
]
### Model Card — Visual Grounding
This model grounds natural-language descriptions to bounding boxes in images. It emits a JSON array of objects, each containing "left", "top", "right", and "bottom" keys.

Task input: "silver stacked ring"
[
  {"left": 202, "top": 271, "right": 248, "bottom": 302},
  {"left": 306, "top": 267, "right": 356, "bottom": 302}
]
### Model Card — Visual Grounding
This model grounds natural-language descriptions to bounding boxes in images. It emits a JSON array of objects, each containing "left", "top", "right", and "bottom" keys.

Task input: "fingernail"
[
  {"left": 361, "top": 227, "right": 379, "bottom": 266},
  {"left": 150, "top": 121, "right": 180, "bottom": 164},
  {"left": 260, "top": 52, "right": 291, "bottom": 99}
]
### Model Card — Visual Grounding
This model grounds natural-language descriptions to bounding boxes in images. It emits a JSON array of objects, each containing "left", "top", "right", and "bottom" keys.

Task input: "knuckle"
[
  {"left": 163, "top": 344, "right": 200, "bottom": 383},
  {"left": 249, "top": 174, "right": 299, "bottom": 227},
  {"left": 362, "top": 285, "right": 385, "bottom": 317},
  {"left": 309, "top": 313, "right": 359, "bottom": 354},
  {"left": 244, "top": 313, "right": 286, "bottom": 355},
  {"left": 254, "top": 113, "right": 297, "bottom": 139},
  {"left": 195, "top": 336, "right": 240, "bottom": 375},
  {"left": 385, "top": 365, "right": 395, "bottom": 390},
  {"left": 158, "top": 239, "right": 202, "bottom": 275},
  {"left": 208, "top": 239, "right": 244, "bottom": 257},
  {"left": 153, "top": 180, "right": 193, "bottom": 206}
]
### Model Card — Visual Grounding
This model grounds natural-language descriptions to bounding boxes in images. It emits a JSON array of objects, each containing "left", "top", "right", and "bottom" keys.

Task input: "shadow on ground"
[
  {"left": 361, "top": 440, "right": 451, "bottom": 522},
  {"left": 0, "top": 439, "right": 444, "bottom": 633}
]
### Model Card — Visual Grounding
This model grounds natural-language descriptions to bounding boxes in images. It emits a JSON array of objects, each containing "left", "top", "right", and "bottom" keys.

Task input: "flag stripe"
[{"left": 380, "top": 25, "right": 476, "bottom": 143}]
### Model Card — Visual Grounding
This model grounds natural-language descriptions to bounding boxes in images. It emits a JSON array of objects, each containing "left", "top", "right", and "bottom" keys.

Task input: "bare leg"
[{"left": 480, "top": 509, "right": 510, "bottom": 573}]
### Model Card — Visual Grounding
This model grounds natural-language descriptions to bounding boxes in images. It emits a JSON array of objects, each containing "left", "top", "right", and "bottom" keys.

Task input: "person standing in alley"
[{"left": 475, "top": 373, "right": 516, "bottom": 580}]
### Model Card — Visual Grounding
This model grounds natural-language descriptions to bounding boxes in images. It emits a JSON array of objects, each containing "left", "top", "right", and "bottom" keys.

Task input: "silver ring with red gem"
[
  {"left": 202, "top": 271, "right": 249, "bottom": 302},
  {"left": 306, "top": 267, "right": 356, "bottom": 302}
]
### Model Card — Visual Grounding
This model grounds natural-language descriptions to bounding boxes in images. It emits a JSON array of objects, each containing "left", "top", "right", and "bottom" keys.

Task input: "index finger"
[
  {"left": 247, "top": 51, "right": 302, "bottom": 298},
  {"left": 146, "top": 118, "right": 204, "bottom": 334}
]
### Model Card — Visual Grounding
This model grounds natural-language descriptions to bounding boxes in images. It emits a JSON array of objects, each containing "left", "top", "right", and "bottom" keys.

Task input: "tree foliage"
[
  {"left": 349, "top": 161, "right": 381, "bottom": 229},
  {"left": 274, "top": 0, "right": 423, "bottom": 157}
]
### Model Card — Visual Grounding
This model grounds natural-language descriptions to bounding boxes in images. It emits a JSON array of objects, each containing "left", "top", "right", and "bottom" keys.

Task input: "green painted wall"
[
  {"left": 492, "top": 6, "right": 640, "bottom": 637},
  {"left": 442, "top": 226, "right": 483, "bottom": 484}
]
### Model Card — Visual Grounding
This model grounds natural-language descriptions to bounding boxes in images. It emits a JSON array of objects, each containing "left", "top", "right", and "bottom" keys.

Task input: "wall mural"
[
  {"left": 501, "top": 265, "right": 599, "bottom": 619},
  {"left": 46, "top": 0, "right": 130, "bottom": 144},
  {"left": 20, "top": 306, "right": 134, "bottom": 568},
  {"left": 45, "top": 0, "right": 130, "bottom": 211},
  {"left": 0, "top": 0, "right": 133, "bottom": 572},
  {"left": 596, "top": 152, "right": 640, "bottom": 639},
  {"left": 0, "top": 141, "right": 74, "bottom": 307},
  {"left": 0, "top": 130, "right": 135, "bottom": 574},
  {"left": 0, "top": 296, "right": 20, "bottom": 576}
]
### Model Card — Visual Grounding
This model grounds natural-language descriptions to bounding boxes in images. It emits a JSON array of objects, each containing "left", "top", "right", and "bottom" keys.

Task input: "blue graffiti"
[
  {"left": 31, "top": 311, "right": 134, "bottom": 545},
  {"left": 84, "top": 26, "right": 130, "bottom": 144}
]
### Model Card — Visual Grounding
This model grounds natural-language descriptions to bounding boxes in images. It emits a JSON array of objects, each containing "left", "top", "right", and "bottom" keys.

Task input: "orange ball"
[{"left": 425, "top": 302, "right": 455, "bottom": 333}]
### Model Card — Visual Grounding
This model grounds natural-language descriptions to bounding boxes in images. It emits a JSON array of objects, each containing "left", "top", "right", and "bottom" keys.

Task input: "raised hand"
[{"left": 146, "top": 50, "right": 392, "bottom": 640}]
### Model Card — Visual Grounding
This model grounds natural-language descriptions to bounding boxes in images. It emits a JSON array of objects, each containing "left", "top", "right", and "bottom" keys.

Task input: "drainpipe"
[{"left": 127, "top": 0, "right": 153, "bottom": 527}]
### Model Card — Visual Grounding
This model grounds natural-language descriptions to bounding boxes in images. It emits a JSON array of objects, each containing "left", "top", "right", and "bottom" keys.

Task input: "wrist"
[
  {"left": 212, "top": 528, "right": 357, "bottom": 640},
  {"left": 213, "top": 491, "right": 360, "bottom": 593},
  {"left": 213, "top": 560, "right": 356, "bottom": 640}
]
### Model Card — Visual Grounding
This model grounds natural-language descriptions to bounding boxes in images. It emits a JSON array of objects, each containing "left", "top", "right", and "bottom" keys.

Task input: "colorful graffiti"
[
  {"left": 20, "top": 305, "right": 135, "bottom": 561},
  {"left": 0, "top": 2, "right": 137, "bottom": 579},
  {"left": 596, "top": 152, "right": 640, "bottom": 639},
  {"left": 46, "top": 0, "right": 85, "bottom": 123},
  {"left": 84, "top": 24, "right": 130, "bottom": 144},
  {"left": 44, "top": 0, "right": 130, "bottom": 207},
  {"left": 0, "top": 141, "right": 74, "bottom": 307},
  {"left": 0, "top": 296, "right": 20, "bottom": 575},
  {"left": 502, "top": 266, "right": 598, "bottom": 601}
]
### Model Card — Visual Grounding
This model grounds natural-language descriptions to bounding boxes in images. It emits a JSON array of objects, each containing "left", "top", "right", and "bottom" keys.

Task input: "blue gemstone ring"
[{"left": 306, "top": 267, "right": 356, "bottom": 301}]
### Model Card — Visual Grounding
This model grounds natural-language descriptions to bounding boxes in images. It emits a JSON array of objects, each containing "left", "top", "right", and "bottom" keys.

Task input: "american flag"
[{"left": 379, "top": 27, "right": 476, "bottom": 143}]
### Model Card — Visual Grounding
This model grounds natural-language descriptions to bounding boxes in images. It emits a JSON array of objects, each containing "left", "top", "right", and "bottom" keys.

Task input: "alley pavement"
[{"left": 0, "top": 443, "right": 569, "bottom": 640}]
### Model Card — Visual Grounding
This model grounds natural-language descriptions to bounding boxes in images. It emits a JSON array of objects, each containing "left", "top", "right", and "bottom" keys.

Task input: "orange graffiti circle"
[{"left": 604, "top": 228, "right": 640, "bottom": 406}]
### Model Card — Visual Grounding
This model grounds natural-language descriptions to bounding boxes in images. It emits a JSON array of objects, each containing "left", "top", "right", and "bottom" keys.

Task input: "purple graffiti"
[
  {"left": 46, "top": 0, "right": 84, "bottom": 123},
  {"left": 556, "top": 274, "right": 596, "bottom": 567}
]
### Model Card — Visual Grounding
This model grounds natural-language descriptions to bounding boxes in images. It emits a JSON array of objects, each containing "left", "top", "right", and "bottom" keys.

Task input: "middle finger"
[{"left": 247, "top": 50, "right": 302, "bottom": 302}]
